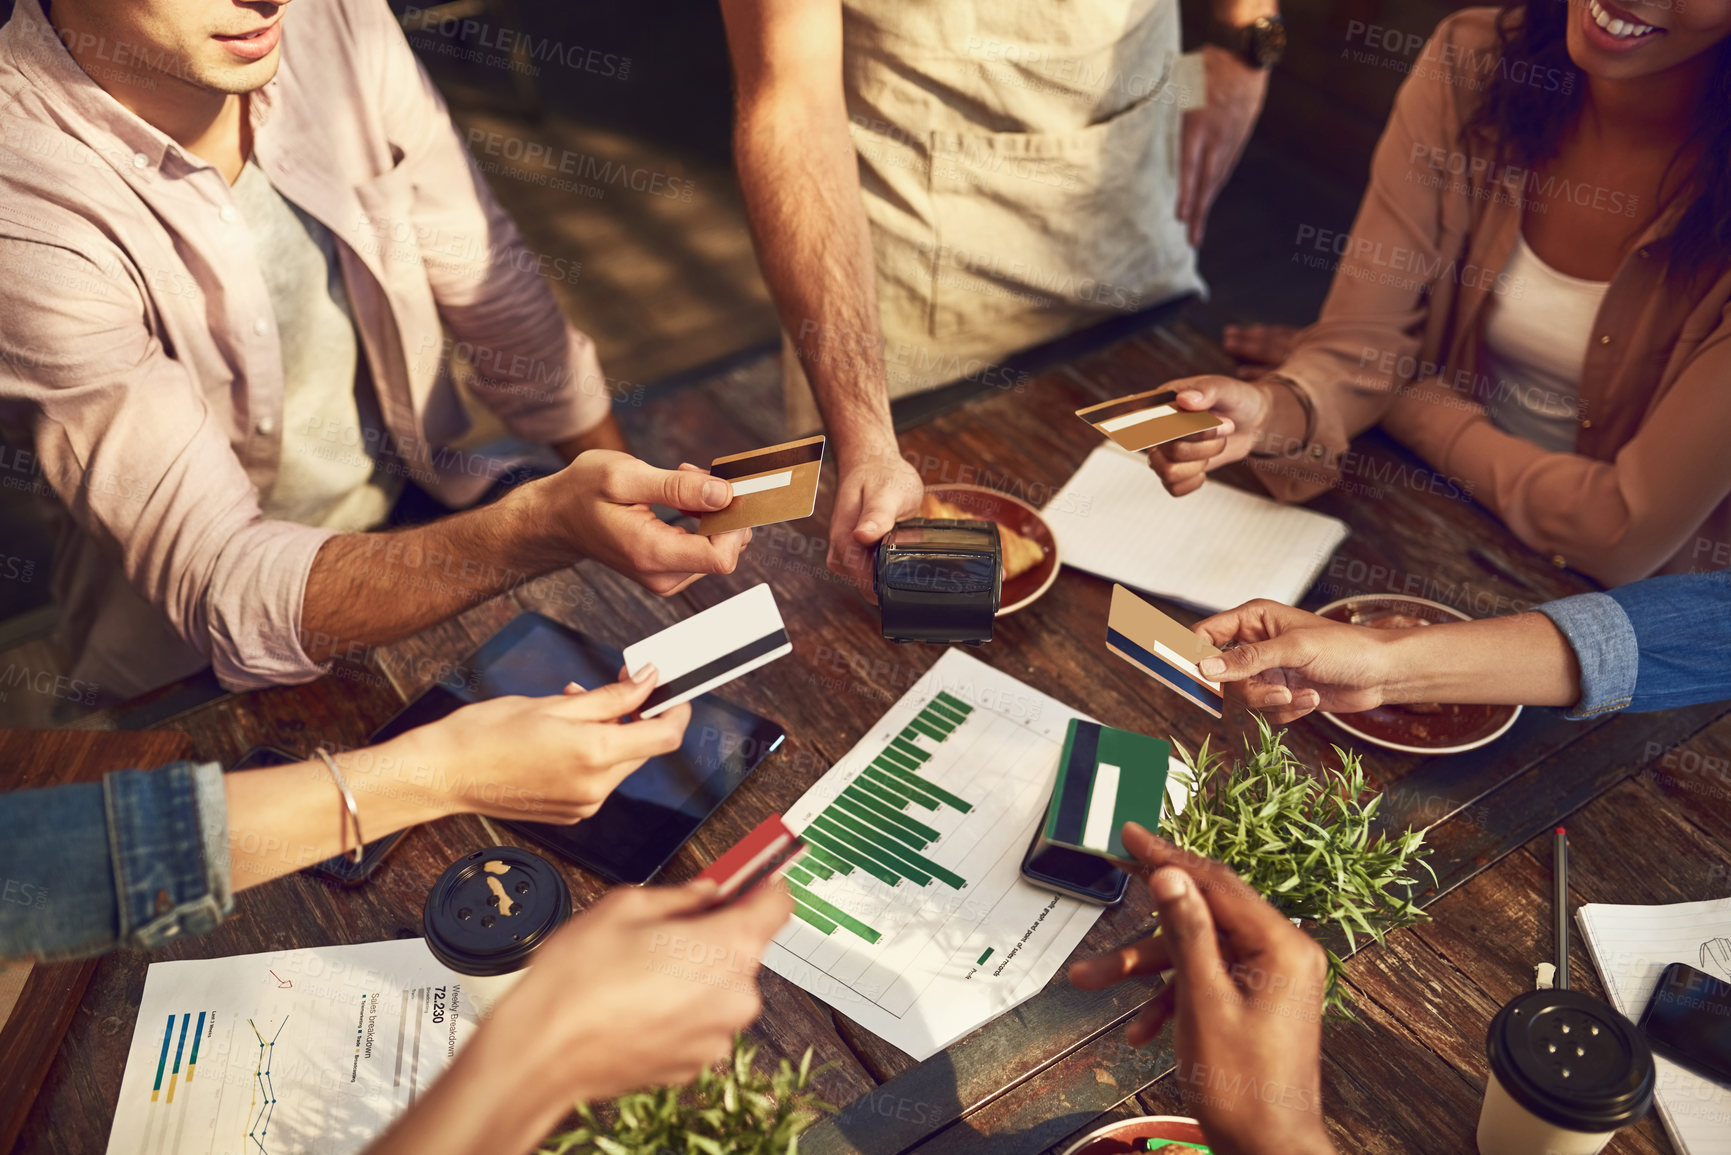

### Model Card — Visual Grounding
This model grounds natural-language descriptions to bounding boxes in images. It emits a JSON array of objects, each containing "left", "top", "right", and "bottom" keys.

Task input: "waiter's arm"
[
  {"left": 1179, "top": 0, "right": 1280, "bottom": 245},
  {"left": 719, "top": 0, "right": 922, "bottom": 591}
]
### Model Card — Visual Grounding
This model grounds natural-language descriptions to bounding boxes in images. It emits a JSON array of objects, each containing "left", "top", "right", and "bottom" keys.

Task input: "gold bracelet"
[
  {"left": 315, "top": 747, "right": 365, "bottom": 864},
  {"left": 1250, "top": 373, "right": 1320, "bottom": 459}
]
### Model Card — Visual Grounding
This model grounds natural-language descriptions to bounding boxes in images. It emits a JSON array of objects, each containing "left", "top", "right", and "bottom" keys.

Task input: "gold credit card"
[
  {"left": 697, "top": 435, "right": 826, "bottom": 536},
  {"left": 1105, "top": 584, "right": 1224, "bottom": 718},
  {"left": 1075, "top": 389, "right": 1224, "bottom": 452}
]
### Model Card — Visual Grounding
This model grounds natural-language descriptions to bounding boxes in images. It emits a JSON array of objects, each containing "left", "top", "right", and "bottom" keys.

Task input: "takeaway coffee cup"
[
  {"left": 422, "top": 846, "right": 571, "bottom": 1019},
  {"left": 1478, "top": 987, "right": 1655, "bottom": 1155}
]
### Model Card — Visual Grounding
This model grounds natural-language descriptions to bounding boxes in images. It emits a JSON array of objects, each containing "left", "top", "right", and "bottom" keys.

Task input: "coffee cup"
[
  {"left": 1478, "top": 987, "right": 1655, "bottom": 1155},
  {"left": 422, "top": 845, "right": 571, "bottom": 1019}
]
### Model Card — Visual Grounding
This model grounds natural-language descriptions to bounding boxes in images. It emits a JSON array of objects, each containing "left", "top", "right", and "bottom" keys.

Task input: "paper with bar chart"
[
  {"left": 764, "top": 649, "right": 1117, "bottom": 1059},
  {"left": 105, "top": 939, "right": 479, "bottom": 1155}
]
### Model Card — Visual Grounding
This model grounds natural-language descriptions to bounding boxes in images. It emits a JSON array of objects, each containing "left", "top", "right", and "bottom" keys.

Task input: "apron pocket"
[{"left": 925, "top": 78, "right": 1196, "bottom": 338}]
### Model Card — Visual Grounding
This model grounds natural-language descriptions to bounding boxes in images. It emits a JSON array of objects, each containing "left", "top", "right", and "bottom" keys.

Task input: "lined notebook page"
[
  {"left": 1042, "top": 442, "right": 1349, "bottom": 611},
  {"left": 1577, "top": 897, "right": 1731, "bottom": 1155}
]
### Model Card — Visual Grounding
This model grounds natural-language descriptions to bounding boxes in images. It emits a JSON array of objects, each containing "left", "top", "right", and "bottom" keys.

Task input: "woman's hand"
[
  {"left": 1145, "top": 375, "right": 1275, "bottom": 496},
  {"left": 375, "top": 670, "right": 691, "bottom": 824},
  {"left": 1069, "top": 825, "right": 1335, "bottom": 1155},
  {"left": 1191, "top": 600, "right": 1400, "bottom": 723}
]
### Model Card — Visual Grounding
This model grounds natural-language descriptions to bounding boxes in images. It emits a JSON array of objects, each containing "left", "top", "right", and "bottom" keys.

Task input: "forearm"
[
  {"left": 301, "top": 483, "right": 567, "bottom": 660},
  {"left": 364, "top": 1018, "right": 575, "bottom": 1155},
  {"left": 223, "top": 741, "right": 453, "bottom": 892},
  {"left": 734, "top": 99, "right": 893, "bottom": 461},
  {"left": 1378, "top": 614, "right": 1580, "bottom": 707}
]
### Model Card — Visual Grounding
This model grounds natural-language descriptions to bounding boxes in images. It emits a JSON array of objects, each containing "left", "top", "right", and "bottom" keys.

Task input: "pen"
[{"left": 1554, "top": 825, "right": 1570, "bottom": 991}]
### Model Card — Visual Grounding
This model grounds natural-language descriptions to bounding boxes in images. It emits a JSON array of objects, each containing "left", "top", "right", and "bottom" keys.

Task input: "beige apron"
[{"left": 785, "top": 0, "right": 1207, "bottom": 433}]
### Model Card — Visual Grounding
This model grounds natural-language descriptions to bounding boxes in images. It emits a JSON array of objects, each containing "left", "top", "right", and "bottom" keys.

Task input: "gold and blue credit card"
[
  {"left": 1105, "top": 584, "right": 1224, "bottom": 717},
  {"left": 1040, "top": 720, "right": 1171, "bottom": 865}
]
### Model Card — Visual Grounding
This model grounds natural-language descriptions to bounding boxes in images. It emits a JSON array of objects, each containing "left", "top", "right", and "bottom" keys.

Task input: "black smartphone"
[
  {"left": 231, "top": 745, "right": 409, "bottom": 886},
  {"left": 1020, "top": 831, "right": 1128, "bottom": 905},
  {"left": 377, "top": 613, "right": 787, "bottom": 884},
  {"left": 1638, "top": 961, "right": 1731, "bottom": 1085}
]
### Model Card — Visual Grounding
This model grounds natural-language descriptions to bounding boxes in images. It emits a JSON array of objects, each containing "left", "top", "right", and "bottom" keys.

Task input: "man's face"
[{"left": 74, "top": 0, "right": 292, "bottom": 95}]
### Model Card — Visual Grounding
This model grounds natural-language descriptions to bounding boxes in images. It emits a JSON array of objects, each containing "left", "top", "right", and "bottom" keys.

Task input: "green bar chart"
[
  {"left": 762, "top": 651, "right": 1111, "bottom": 1060},
  {"left": 788, "top": 692, "right": 977, "bottom": 940}
]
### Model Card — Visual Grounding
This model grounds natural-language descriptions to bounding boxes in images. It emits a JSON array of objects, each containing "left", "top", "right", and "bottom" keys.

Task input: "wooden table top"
[{"left": 14, "top": 310, "right": 1728, "bottom": 1154}]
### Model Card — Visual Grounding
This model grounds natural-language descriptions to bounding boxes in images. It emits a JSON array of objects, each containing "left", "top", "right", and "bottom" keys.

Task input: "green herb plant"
[
  {"left": 1163, "top": 717, "right": 1436, "bottom": 1014},
  {"left": 538, "top": 1036, "right": 834, "bottom": 1155}
]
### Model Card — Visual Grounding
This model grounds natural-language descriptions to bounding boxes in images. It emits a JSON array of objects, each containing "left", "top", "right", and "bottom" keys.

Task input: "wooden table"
[{"left": 14, "top": 308, "right": 1728, "bottom": 1154}]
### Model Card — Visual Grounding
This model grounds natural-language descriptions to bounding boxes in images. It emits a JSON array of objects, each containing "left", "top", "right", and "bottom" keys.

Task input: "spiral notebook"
[{"left": 1577, "top": 896, "right": 1731, "bottom": 1155}]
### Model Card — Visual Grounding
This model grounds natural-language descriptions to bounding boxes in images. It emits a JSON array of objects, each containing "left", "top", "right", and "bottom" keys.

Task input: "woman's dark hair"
[{"left": 1464, "top": 0, "right": 1731, "bottom": 280}]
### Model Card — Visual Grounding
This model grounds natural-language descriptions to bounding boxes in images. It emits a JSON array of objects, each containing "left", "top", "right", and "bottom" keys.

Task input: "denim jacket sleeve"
[
  {"left": 1537, "top": 570, "right": 1731, "bottom": 719},
  {"left": 0, "top": 761, "right": 232, "bottom": 961}
]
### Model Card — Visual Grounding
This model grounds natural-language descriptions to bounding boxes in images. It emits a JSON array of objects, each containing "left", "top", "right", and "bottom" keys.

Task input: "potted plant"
[
  {"left": 1063, "top": 720, "right": 1436, "bottom": 1154},
  {"left": 537, "top": 1036, "right": 833, "bottom": 1155}
]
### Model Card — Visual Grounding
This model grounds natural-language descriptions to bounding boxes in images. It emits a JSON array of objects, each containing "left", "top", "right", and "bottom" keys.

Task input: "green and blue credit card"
[{"left": 1040, "top": 720, "right": 1170, "bottom": 866}]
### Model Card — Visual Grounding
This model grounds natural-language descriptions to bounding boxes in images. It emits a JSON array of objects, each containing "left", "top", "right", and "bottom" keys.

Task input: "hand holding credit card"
[
  {"left": 697, "top": 435, "right": 826, "bottom": 536},
  {"left": 1040, "top": 720, "right": 1171, "bottom": 866},
  {"left": 1105, "top": 584, "right": 1224, "bottom": 717},
  {"left": 622, "top": 583, "right": 793, "bottom": 719},
  {"left": 697, "top": 814, "right": 805, "bottom": 905},
  {"left": 1075, "top": 388, "right": 1224, "bottom": 452}
]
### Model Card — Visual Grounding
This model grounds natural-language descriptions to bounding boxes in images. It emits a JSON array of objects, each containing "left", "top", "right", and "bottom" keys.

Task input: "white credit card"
[{"left": 622, "top": 583, "right": 792, "bottom": 718}]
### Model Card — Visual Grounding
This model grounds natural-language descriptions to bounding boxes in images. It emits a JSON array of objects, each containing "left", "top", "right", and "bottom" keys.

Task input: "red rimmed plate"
[
  {"left": 923, "top": 484, "right": 1060, "bottom": 616},
  {"left": 1315, "top": 594, "right": 1521, "bottom": 755}
]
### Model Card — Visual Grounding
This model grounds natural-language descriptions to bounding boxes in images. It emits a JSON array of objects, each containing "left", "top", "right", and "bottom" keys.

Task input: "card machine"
[{"left": 874, "top": 518, "right": 1001, "bottom": 645}]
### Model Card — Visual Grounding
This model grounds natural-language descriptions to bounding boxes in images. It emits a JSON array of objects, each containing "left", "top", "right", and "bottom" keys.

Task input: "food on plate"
[{"left": 920, "top": 494, "right": 1047, "bottom": 579}]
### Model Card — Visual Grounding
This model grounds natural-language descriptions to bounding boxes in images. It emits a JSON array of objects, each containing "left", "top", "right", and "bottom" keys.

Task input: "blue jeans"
[{"left": 0, "top": 761, "right": 229, "bottom": 960}]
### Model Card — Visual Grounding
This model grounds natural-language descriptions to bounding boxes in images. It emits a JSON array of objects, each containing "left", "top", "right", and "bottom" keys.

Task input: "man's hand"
[
  {"left": 1145, "top": 375, "right": 1273, "bottom": 496},
  {"left": 1191, "top": 600, "right": 1399, "bottom": 722},
  {"left": 828, "top": 446, "right": 924, "bottom": 597},
  {"left": 530, "top": 450, "right": 752, "bottom": 595},
  {"left": 1070, "top": 824, "right": 1335, "bottom": 1155},
  {"left": 1177, "top": 45, "right": 1269, "bottom": 248}
]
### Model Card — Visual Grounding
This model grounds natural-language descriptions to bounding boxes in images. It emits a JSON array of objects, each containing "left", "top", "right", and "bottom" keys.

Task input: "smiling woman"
[{"left": 1145, "top": 0, "right": 1731, "bottom": 589}]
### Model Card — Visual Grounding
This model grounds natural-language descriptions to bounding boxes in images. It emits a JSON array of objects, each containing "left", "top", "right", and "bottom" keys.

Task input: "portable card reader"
[{"left": 874, "top": 519, "right": 1002, "bottom": 645}]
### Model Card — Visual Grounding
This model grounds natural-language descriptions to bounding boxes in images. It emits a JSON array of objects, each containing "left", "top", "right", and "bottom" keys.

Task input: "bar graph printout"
[
  {"left": 763, "top": 649, "right": 1114, "bottom": 1059},
  {"left": 105, "top": 939, "right": 479, "bottom": 1155}
]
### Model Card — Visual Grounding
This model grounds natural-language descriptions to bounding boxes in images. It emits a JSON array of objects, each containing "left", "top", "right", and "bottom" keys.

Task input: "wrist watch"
[{"left": 1208, "top": 14, "right": 1287, "bottom": 70}]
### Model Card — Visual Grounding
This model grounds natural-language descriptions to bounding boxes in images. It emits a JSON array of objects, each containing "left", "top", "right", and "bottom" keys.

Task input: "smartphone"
[
  {"left": 1021, "top": 831, "right": 1128, "bottom": 905},
  {"left": 383, "top": 613, "right": 787, "bottom": 884},
  {"left": 231, "top": 745, "right": 409, "bottom": 886},
  {"left": 1638, "top": 961, "right": 1731, "bottom": 1084}
]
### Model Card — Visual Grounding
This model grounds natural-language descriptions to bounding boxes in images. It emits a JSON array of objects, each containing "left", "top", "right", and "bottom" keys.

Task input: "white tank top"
[{"left": 1478, "top": 233, "right": 1609, "bottom": 454}]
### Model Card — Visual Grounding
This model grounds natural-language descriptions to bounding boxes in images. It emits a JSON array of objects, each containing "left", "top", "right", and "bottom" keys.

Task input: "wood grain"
[{"left": 13, "top": 311, "right": 1725, "bottom": 1154}]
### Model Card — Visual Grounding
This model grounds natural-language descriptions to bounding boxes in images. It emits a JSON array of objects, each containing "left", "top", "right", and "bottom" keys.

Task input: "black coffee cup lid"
[
  {"left": 422, "top": 846, "right": 571, "bottom": 977},
  {"left": 1487, "top": 988, "right": 1655, "bottom": 1132}
]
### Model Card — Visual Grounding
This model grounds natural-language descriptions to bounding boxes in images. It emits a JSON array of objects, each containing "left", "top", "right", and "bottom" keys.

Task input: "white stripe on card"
[
  {"left": 1098, "top": 404, "right": 1177, "bottom": 433},
  {"left": 1082, "top": 762, "right": 1121, "bottom": 851},
  {"left": 1150, "top": 638, "right": 1220, "bottom": 691},
  {"left": 728, "top": 469, "right": 794, "bottom": 497}
]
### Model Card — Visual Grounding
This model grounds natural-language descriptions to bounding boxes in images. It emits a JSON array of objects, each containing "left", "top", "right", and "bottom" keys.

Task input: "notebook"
[
  {"left": 1041, "top": 442, "right": 1349, "bottom": 612},
  {"left": 1577, "top": 896, "right": 1731, "bottom": 1155}
]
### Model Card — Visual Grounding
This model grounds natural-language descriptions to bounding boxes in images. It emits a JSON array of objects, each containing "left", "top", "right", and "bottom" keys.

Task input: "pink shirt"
[{"left": 0, "top": 0, "right": 610, "bottom": 698}]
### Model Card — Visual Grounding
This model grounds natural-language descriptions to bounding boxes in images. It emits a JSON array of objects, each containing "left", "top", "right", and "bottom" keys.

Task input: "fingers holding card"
[
  {"left": 697, "top": 435, "right": 826, "bottom": 536},
  {"left": 1076, "top": 389, "right": 1224, "bottom": 452}
]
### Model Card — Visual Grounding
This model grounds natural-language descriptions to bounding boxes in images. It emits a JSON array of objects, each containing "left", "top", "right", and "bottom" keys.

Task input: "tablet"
[{"left": 382, "top": 612, "right": 785, "bottom": 884}]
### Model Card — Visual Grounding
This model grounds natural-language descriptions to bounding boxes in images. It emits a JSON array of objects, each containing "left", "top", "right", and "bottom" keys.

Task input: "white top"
[
  {"left": 230, "top": 160, "right": 401, "bottom": 531},
  {"left": 1478, "top": 233, "right": 1609, "bottom": 454}
]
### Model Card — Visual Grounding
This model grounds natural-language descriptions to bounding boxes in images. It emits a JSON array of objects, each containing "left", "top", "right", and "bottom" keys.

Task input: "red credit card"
[{"left": 697, "top": 814, "right": 806, "bottom": 904}]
